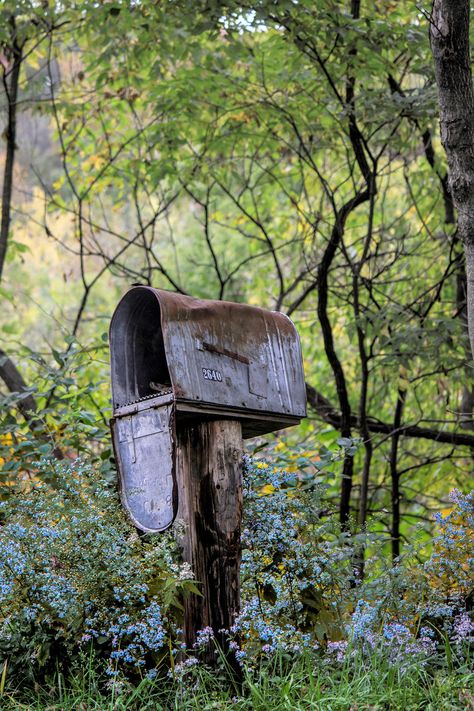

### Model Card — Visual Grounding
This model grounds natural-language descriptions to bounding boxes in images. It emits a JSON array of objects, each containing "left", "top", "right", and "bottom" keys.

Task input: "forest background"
[
  {"left": 0, "top": 1, "right": 474, "bottom": 704},
  {"left": 2, "top": 0, "right": 473, "bottom": 555}
]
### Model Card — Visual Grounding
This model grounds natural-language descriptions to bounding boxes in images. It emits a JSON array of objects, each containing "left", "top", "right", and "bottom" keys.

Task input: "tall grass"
[{"left": 2, "top": 650, "right": 472, "bottom": 711}]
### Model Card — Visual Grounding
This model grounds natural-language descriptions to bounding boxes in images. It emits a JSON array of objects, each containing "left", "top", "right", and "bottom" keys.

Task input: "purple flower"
[
  {"left": 193, "top": 626, "right": 214, "bottom": 649},
  {"left": 451, "top": 613, "right": 474, "bottom": 644},
  {"left": 327, "top": 640, "right": 348, "bottom": 662}
]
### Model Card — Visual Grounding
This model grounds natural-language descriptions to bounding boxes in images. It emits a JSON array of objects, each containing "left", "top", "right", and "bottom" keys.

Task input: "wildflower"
[
  {"left": 383, "top": 622, "right": 411, "bottom": 643},
  {"left": 327, "top": 640, "right": 348, "bottom": 662},
  {"left": 451, "top": 613, "right": 474, "bottom": 644},
  {"left": 350, "top": 600, "right": 378, "bottom": 640},
  {"left": 193, "top": 626, "right": 214, "bottom": 649},
  {"left": 170, "top": 657, "right": 199, "bottom": 679}
]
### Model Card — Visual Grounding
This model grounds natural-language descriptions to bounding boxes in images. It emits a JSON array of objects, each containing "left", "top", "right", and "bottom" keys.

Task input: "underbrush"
[{"left": 0, "top": 455, "right": 472, "bottom": 707}]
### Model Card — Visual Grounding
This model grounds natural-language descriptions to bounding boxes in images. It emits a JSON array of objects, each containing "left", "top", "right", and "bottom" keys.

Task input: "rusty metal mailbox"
[{"left": 109, "top": 287, "right": 306, "bottom": 533}]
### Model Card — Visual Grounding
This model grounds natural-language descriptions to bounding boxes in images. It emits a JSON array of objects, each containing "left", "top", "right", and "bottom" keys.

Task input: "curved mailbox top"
[{"left": 110, "top": 287, "right": 306, "bottom": 437}]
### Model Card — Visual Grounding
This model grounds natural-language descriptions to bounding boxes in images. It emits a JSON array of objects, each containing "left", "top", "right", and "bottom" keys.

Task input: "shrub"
[
  {"left": 236, "top": 458, "right": 473, "bottom": 674},
  {"left": 0, "top": 457, "right": 194, "bottom": 684},
  {"left": 0, "top": 452, "right": 472, "bottom": 694},
  {"left": 236, "top": 457, "right": 357, "bottom": 660}
]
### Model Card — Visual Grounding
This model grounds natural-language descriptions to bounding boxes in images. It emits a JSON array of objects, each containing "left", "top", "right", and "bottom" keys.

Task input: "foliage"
[
  {"left": 0, "top": 457, "right": 195, "bottom": 684},
  {"left": 236, "top": 459, "right": 473, "bottom": 670},
  {"left": 1, "top": 0, "right": 472, "bottom": 555},
  {"left": 2, "top": 651, "right": 474, "bottom": 710},
  {"left": 427, "top": 489, "right": 474, "bottom": 602},
  {"left": 0, "top": 453, "right": 472, "bottom": 699},
  {"left": 238, "top": 456, "right": 355, "bottom": 653},
  {"left": 1, "top": 0, "right": 474, "bottom": 704},
  {"left": 0, "top": 341, "right": 112, "bottom": 485}
]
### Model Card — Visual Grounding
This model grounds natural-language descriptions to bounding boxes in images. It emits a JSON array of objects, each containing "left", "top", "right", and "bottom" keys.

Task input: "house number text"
[{"left": 202, "top": 367, "right": 223, "bottom": 382}]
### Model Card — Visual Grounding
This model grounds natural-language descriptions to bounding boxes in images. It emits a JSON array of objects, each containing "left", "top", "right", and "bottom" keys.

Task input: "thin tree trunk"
[
  {"left": 0, "top": 17, "right": 22, "bottom": 282},
  {"left": 390, "top": 388, "right": 406, "bottom": 561},
  {"left": 430, "top": 0, "right": 474, "bottom": 358},
  {"left": 455, "top": 253, "right": 474, "bottom": 430}
]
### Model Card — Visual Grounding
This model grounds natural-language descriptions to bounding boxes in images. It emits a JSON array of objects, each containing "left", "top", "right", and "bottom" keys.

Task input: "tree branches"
[{"left": 306, "top": 381, "right": 474, "bottom": 448}]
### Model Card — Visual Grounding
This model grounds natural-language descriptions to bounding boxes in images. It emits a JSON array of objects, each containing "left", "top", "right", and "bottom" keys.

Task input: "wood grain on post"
[{"left": 176, "top": 419, "right": 243, "bottom": 669}]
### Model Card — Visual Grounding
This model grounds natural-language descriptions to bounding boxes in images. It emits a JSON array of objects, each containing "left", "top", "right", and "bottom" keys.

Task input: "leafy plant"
[{"left": 0, "top": 457, "right": 194, "bottom": 684}]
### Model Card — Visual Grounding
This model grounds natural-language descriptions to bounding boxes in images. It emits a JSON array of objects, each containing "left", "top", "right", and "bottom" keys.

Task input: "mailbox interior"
[{"left": 110, "top": 289, "right": 171, "bottom": 410}]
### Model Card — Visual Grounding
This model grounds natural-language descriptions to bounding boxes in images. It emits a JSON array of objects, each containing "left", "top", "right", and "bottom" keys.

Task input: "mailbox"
[{"left": 109, "top": 287, "right": 306, "bottom": 533}]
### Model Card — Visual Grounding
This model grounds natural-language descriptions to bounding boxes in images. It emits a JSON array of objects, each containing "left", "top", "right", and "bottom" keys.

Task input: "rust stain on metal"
[{"left": 202, "top": 341, "right": 250, "bottom": 365}]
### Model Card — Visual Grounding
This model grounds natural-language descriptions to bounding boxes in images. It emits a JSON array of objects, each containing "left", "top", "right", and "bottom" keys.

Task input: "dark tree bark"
[
  {"left": 390, "top": 388, "right": 407, "bottom": 561},
  {"left": 317, "top": 193, "right": 369, "bottom": 527},
  {"left": 0, "top": 349, "right": 38, "bottom": 419},
  {"left": 0, "top": 16, "right": 23, "bottom": 282},
  {"left": 430, "top": 0, "right": 474, "bottom": 358}
]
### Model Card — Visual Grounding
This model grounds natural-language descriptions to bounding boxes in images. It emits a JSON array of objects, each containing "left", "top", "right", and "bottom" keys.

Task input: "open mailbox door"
[{"left": 111, "top": 403, "right": 177, "bottom": 533}]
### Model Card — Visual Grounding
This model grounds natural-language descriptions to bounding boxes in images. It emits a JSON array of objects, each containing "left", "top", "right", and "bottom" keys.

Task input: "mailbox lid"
[
  {"left": 111, "top": 404, "right": 176, "bottom": 533},
  {"left": 157, "top": 290, "right": 307, "bottom": 420},
  {"left": 109, "top": 286, "right": 306, "bottom": 424}
]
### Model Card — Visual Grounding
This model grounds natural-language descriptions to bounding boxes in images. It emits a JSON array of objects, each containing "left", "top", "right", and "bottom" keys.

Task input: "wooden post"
[{"left": 176, "top": 419, "right": 243, "bottom": 671}]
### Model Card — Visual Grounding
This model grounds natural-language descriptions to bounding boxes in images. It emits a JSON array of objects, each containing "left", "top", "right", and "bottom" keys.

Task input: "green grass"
[{"left": 1, "top": 654, "right": 473, "bottom": 711}]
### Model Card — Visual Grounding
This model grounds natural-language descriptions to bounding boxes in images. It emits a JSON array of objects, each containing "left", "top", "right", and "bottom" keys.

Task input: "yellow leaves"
[
  {"left": 52, "top": 175, "right": 65, "bottom": 191},
  {"left": 259, "top": 483, "right": 275, "bottom": 496},
  {"left": 82, "top": 154, "right": 106, "bottom": 171},
  {"left": 0, "top": 433, "right": 14, "bottom": 469},
  {"left": 360, "top": 262, "right": 371, "bottom": 279},
  {"left": 398, "top": 364, "right": 410, "bottom": 392},
  {"left": 217, "top": 110, "right": 254, "bottom": 127},
  {"left": 226, "top": 111, "right": 252, "bottom": 123}
]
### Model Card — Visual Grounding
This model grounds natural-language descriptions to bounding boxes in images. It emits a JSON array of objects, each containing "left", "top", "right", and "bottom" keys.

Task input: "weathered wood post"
[
  {"left": 176, "top": 420, "right": 243, "bottom": 667},
  {"left": 109, "top": 287, "right": 306, "bottom": 667}
]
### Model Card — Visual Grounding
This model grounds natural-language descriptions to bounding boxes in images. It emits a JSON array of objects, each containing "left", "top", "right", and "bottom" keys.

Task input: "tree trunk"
[
  {"left": 0, "top": 18, "right": 22, "bottom": 282},
  {"left": 175, "top": 419, "right": 243, "bottom": 676},
  {"left": 430, "top": 0, "right": 474, "bottom": 358},
  {"left": 390, "top": 388, "right": 406, "bottom": 561}
]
